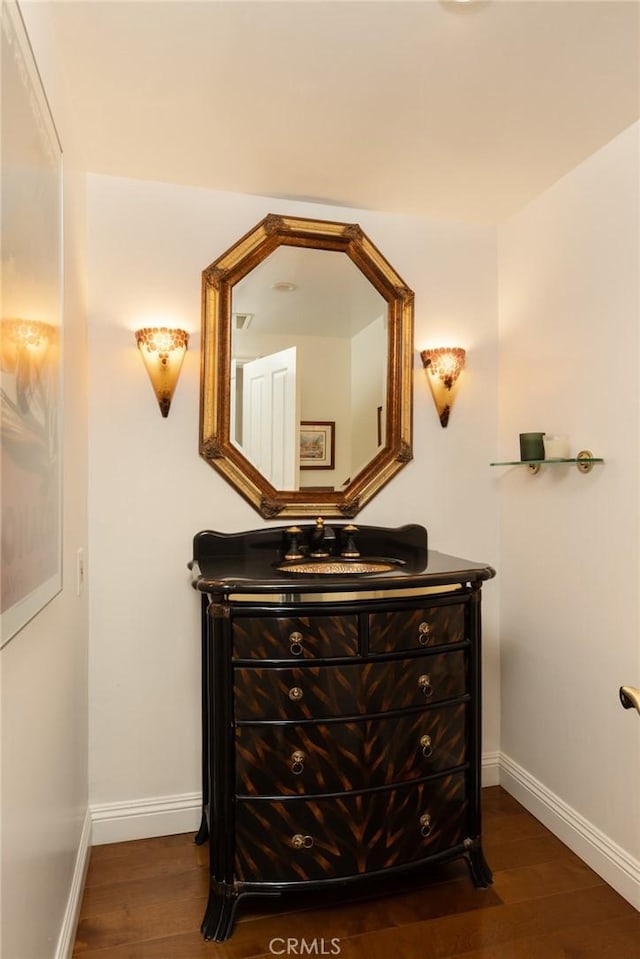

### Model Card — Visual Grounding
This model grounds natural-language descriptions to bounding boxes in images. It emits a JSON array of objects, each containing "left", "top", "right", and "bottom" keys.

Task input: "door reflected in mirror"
[
  {"left": 230, "top": 246, "right": 388, "bottom": 491},
  {"left": 200, "top": 214, "right": 414, "bottom": 519}
]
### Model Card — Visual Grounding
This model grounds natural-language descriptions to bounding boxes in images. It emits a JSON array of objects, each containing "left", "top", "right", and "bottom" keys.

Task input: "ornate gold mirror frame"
[{"left": 200, "top": 214, "right": 414, "bottom": 519}]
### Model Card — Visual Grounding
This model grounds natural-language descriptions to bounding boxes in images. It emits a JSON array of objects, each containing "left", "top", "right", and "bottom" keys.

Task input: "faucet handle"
[
  {"left": 283, "top": 526, "right": 304, "bottom": 561},
  {"left": 309, "top": 517, "right": 330, "bottom": 558},
  {"left": 340, "top": 524, "right": 360, "bottom": 559}
]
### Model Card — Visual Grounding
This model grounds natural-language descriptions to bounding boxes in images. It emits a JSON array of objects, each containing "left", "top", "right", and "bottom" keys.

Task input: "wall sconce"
[
  {"left": 2, "top": 318, "right": 54, "bottom": 352},
  {"left": 1, "top": 318, "right": 55, "bottom": 376},
  {"left": 420, "top": 347, "right": 466, "bottom": 428},
  {"left": 135, "top": 327, "right": 189, "bottom": 417}
]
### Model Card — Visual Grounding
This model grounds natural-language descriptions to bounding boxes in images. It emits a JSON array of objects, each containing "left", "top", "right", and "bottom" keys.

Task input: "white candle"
[{"left": 543, "top": 434, "right": 570, "bottom": 459}]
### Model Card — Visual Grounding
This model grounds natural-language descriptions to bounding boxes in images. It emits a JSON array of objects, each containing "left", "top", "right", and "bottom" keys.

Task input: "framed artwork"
[
  {"left": 1, "top": 1, "right": 63, "bottom": 646},
  {"left": 299, "top": 421, "right": 335, "bottom": 470}
]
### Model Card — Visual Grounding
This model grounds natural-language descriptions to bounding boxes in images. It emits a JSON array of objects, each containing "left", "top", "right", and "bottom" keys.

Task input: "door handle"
[{"left": 619, "top": 686, "right": 640, "bottom": 714}]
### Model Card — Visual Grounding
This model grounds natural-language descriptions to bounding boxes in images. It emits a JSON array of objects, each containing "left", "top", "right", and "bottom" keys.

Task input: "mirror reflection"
[{"left": 230, "top": 246, "right": 388, "bottom": 491}]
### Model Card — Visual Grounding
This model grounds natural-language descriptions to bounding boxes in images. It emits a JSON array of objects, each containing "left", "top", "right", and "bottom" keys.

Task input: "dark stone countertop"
[{"left": 190, "top": 524, "right": 495, "bottom": 597}]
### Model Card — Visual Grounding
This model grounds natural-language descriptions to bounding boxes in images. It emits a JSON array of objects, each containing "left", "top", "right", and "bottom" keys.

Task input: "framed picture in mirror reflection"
[{"left": 299, "top": 421, "right": 335, "bottom": 470}]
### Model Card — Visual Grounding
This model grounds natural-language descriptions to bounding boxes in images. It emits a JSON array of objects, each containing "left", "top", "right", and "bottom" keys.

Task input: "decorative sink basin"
[{"left": 277, "top": 558, "right": 402, "bottom": 576}]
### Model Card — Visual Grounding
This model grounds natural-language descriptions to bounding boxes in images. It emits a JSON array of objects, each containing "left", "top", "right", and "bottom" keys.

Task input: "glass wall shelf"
[{"left": 490, "top": 450, "right": 603, "bottom": 475}]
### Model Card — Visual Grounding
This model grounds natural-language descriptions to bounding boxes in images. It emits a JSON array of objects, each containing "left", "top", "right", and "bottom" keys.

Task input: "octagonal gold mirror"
[{"left": 200, "top": 214, "right": 414, "bottom": 519}]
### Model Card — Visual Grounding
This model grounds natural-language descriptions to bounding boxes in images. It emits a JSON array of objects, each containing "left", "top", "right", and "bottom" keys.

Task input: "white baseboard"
[
  {"left": 500, "top": 752, "right": 640, "bottom": 911},
  {"left": 90, "top": 791, "right": 202, "bottom": 845},
  {"left": 54, "top": 807, "right": 92, "bottom": 959},
  {"left": 482, "top": 750, "right": 501, "bottom": 787}
]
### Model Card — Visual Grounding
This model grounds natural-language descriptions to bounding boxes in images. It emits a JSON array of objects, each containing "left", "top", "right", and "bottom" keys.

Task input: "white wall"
[
  {"left": 498, "top": 123, "right": 640, "bottom": 904},
  {"left": 350, "top": 315, "right": 386, "bottom": 477},
  {"left": 0, "top": 4, "right": 90, "bottom": 958},
  {"left": 297, "top": 336, "right": 350, "bottom": 489},
  {"left": 85, "top": 175, "right": 500, "bottom": 835}
]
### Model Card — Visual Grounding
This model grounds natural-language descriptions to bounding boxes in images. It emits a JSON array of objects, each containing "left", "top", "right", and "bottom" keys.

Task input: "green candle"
[{"left": 519, "top": 432, "right": 545, "bottom": 461}]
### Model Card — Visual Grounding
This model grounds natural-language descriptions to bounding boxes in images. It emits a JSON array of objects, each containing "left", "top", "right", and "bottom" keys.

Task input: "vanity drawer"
[
  {"left": 235, "top": 703, "right": 468, "bottom": 796},
  {"left": 234, "top": 650, "right": 467, "bottom": 721},
  {"left": 234, "top": 771, "right": 468, "bottom": 882},
  {"left": 232, "top": 614, "right": 359, "bottom": 661},
  {"left": 369, "top": 603, "right": 465, "bottom": 653}
]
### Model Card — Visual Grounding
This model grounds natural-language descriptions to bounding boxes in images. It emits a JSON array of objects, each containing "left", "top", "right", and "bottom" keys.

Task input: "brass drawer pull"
[
  {"left": 288, "top": 686, "right": 304, "bottom": 702},
  {"left": 291, "top": 750, "right": 306, "bottom": 774},
  {"left": 418, "top": 674, "right": 433, "bottom": 697},
  {"left": 292, "top": 833, "right": 314, "bottom": 849},
  {"left": 419, "top": 813, "right": 432, "bottom": 837},
  {"left": 420, "top": 734, "right": 433, "bottom": 757},
  {"left": 418, "top": 621, "right": 432, "bottom": 646},
  {"left": 289, "top": 631, "right": 304, "bottom": 656}
]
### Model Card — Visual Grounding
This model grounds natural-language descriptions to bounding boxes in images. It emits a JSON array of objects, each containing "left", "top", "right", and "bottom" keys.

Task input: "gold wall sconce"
[
  {"left": 420, "top": 347, "right": 466, "bottom": 428},
  {"left": 135, "top": 327, "right": 189, "bottom": 417}
]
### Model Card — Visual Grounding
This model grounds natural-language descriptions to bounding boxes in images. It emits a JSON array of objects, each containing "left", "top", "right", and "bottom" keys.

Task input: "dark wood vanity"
[{"left": 190, "top": 523, "right": 495, "bottom": 940}]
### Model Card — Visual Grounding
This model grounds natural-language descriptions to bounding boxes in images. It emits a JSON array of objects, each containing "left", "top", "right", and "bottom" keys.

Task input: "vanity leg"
[
  {"left": 201, "top": 885, "right": 240, "bottom": 942},
  {"left": 194, "top": 812, "right": 209, "bottom": 846},
  {"left": 465, "top": 843, "right": 493, "bottom": 888},
  {"left": 195, "top": 593, "right": 211, "bottom": 847}
]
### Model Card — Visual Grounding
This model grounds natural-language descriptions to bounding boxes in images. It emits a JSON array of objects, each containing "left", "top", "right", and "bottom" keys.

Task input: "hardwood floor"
[{"left": 72, "top": 787, "right": 640, "bottom": 959}]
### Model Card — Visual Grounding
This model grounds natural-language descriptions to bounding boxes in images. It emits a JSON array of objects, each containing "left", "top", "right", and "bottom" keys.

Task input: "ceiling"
[{"left": 39, "top": 0, "right": 639, "bottom": 224}]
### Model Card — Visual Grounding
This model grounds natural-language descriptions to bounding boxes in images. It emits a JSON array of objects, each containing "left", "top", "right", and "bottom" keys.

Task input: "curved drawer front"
[
  {"left": 235, "top": 771, "right": 468, "bottom": 882},
  {"left": 232, "top": 614, "right": 359, "bottom": 661},
  {"left": 235, "top": 703, "right": 468, "bottom": 796},
  {"left": 369, "top": 603, "right": 465, "bottom": 654},
  {"left": 234, "top": 650, "right": 467, "bottom": 721}
]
